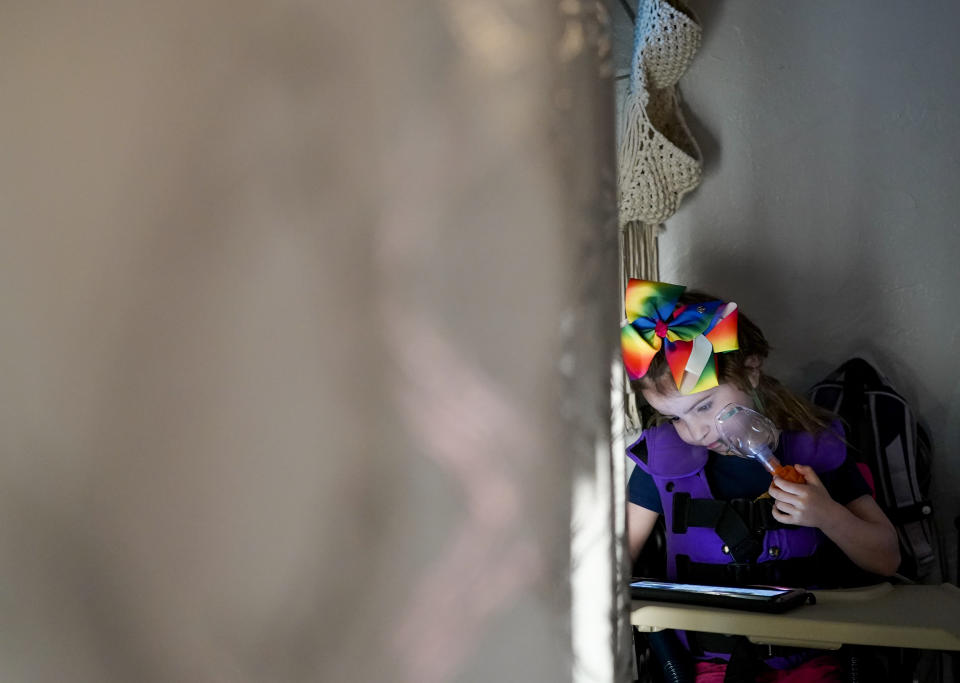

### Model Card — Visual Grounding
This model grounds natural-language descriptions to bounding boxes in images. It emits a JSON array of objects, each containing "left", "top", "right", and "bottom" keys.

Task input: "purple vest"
[
  {"left": 629, "top": 422, "right": 847, "bottom": 668},
  {"left": 630, "top": 422, "right": 846, "bottom": 581}
]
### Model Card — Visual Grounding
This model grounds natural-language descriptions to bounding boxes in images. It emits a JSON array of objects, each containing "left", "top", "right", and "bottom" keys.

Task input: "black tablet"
[{"left": 630, "top": 579, "right": 815, "bottom": 614}]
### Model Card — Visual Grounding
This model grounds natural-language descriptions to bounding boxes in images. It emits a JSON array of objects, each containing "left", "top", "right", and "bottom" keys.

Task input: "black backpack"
[{"left": 807, "top": 357, "right": 942, "bottom": 581}]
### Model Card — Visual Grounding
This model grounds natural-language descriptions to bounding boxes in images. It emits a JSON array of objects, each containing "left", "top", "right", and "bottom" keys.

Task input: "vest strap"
[
  {"left": 672, "top": 493, "right": 763, "bottom": 563},
  {"left": 675, "top": 555, "right": 821, "bottom": 586},
  {"left": 681, "top": 496, "right": 790, "bottom": 532}
]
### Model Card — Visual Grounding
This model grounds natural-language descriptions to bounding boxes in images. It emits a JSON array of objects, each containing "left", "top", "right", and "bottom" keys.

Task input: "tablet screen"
[{"left": 630, "top": 580, "right": 791, "bottom": 600}]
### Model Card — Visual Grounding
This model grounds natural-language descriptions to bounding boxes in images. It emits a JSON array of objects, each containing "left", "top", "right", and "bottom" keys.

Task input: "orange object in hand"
[{"left": 773, "top": 464, "right": 806, "bottom": 484}]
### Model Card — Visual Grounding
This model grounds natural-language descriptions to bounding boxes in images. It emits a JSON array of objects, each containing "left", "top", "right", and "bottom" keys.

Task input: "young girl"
[{"left": 622, "top": 279, "right": 900, "bottom": 681}]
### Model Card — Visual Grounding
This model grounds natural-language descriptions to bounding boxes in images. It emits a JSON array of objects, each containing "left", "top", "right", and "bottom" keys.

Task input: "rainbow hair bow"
[{"left": 621, "top": 279, "right": 739, "bottom": 394}]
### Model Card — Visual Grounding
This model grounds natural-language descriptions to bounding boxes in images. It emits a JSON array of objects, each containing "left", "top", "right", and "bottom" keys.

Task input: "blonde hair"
[{"left": 633, "top": 290, "right": 834, "bottom": 434}]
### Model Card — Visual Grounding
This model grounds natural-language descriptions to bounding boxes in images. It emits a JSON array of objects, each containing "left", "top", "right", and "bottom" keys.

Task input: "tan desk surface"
[{"left": 631, "top": 583, "right": 960, "bottom": 651}]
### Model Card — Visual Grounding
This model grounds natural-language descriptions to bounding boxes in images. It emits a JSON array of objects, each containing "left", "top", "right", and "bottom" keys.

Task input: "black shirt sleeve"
[
  {"left": 627, "top": 465, "right": 663, "bottom": 514},
  {"left": 818, "top": 455, "right": 873, "bottom": 506}
]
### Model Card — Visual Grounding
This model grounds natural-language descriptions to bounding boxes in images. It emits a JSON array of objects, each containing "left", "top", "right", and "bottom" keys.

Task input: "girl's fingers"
[
  {"left": 771, "top": 505, "right": 795, "bottom": 522},
  {"left": 793, "top": 464, "right": 822, "bottom": 486},
  {"left": 775, "top": 501, "right": 795, "bottom": 515},
  {"left": 772, "top": 476, "right": 805, "bottom": 495}
]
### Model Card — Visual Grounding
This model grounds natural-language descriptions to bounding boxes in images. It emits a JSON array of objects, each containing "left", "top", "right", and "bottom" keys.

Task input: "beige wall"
[{"left": 614, "top": 0, "right": 960, "bottom": 582}]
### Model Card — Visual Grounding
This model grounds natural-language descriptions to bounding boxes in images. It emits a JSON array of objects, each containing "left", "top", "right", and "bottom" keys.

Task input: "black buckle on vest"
[
  {"left": 727, "top": 537, "right": 763, "bottom": 564},
  {"left": 725, "top": 562, "right": 757, "bottom": 585},
  {"left": 715, "top": 506, "right": 762, "bottom": 562},
  {"left": 671, "top": 494, "right": 764, "bottom": 563}
]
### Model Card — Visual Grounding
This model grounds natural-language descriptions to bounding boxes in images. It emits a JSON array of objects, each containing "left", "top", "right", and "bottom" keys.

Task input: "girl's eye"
[{"left": 697, "top": 401, "right": 713, "bottom": 413}]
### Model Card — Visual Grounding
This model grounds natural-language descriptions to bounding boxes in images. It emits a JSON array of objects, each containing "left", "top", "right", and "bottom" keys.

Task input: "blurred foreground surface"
[{"left": 0, "top": 2, "right": 616, "bottom": 681}]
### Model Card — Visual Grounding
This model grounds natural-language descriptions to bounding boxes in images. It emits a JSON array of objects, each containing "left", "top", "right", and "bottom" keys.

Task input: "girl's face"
[{"left": 641, "top": 381, "right": 757, "bottom": 455}]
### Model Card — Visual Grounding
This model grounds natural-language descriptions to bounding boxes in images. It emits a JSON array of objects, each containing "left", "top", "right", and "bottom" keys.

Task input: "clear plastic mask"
[{"left": 715, "top": 403, "right": 781, "bottom": 474}]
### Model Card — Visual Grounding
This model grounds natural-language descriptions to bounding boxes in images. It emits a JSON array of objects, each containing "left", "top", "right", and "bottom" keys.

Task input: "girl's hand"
[{"left": 768, "top": 464, "right": 842, "bottom": 528}]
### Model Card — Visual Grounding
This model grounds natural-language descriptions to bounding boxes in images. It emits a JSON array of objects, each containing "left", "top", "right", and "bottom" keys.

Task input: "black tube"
[
  {"left": 646, "top": 630, "right": 694, "bottom": 683},
  {"left": 847, "top": 652, "right": 861, "bottom": 683}
]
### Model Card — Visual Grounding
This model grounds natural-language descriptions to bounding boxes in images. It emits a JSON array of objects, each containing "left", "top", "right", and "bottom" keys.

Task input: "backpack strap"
[{"left": 838, "top": 358, "right": 880, "bottom": 462}]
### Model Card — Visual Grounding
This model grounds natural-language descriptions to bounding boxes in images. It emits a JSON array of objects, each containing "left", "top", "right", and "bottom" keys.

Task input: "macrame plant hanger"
[{"left": 617, "top": 0, "right": 703, "bottom": 433}]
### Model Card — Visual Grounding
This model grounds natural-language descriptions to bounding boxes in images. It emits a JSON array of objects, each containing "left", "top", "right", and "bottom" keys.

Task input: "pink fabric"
[
  {"left": 693, "top": 661, "right": 726, "bottom": 683},
  {"left": 856, "top": 462, "right": 877, "bottom": 498},
  {"left": 695, "top": 654, "right": 844, "bottom": 682}
]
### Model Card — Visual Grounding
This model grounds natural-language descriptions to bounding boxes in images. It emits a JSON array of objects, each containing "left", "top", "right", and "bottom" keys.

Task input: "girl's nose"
[{"left": 696, "top": 422, "right": 711, "bottom": 444}]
